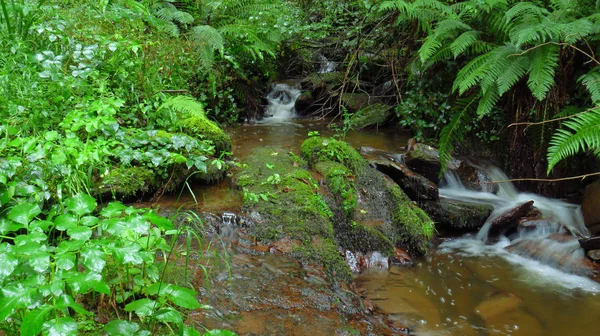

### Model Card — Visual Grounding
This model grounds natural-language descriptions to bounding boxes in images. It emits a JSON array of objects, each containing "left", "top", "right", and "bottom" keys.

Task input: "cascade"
[
  {"left": 317, "top": 54, "right": 338, "bottom": 74},
  {"left": 438, "top": 164, "right": 594, "bottom": 278},
  {"left": 263, "top": 83, "right": 301, "bottom": 121}
]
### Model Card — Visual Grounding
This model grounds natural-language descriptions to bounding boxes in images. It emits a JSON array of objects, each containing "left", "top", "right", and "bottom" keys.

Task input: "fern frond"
[
  {"left": 159, "top": 96, "right": 205, "bottom": 119},
  {"left": 450, "top": 30, "right": 480, "bottom": 58},
  {"left": 560, "top": 18, "right": 593, "bottom": 43},
  {"left": 153, "top": 2, "right": 194, "bottom": 25},
  {"left": 497, "top": 55, "right": 530, "bottom": 95},
  {"left": 421, "top": 46, "right": 452, "bottom": 70},
  {"left": 419, "top": 35, "right": 443, "bottom": 63},
  {"left": 477, "top": 82, "right": 500, "bottom": 117},
  {"left": 527, "top": 44, "right": 559, "bottom": 101},
  {"left": 505, "top": 2, "right": 549, "bottom": 24},
  {"left": 578, "top": 67, "right": 600, "bottom": 104},
  {"left": 438, "top": 95, "right": 478, "bottom": 173},
  {"left": 547, "top": 107, "right": 600, "bottom": 173},
  {"left": 453, "top": 52, "right": 492, "bottom": 94},
  {"left": 190, "top": 25, "right": 224, "bottom": 54}
]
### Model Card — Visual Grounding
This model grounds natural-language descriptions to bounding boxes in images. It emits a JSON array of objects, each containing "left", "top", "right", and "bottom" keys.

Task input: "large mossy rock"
[
  {"left": 420, "top": 198, "right": 493, "bottom": 231},
  {"left": 178, "top": 115, "right": 232, "bottom": 154},
  {"left": 350, "top": 104, "right": 392, "bottom": 130},
  {"left": 301, "top": 137, "right": 435, "bottom": 255},
  {"left": 235, "top": 147, "right": 352, "bottom": 281}
]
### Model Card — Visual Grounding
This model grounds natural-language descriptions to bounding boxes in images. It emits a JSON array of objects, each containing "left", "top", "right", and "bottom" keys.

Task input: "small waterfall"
[
  {"left": 264, "top": 83, "right": 301, "bottom": 121},
  {"left": 318, "top": 54, "right": 338, "bottom": 74},
  {"left": 439, "top": 165, "right": 592, "bottom": 279},
  {"left": 439, "top": 166, "right": 587, "bottom": 241}
]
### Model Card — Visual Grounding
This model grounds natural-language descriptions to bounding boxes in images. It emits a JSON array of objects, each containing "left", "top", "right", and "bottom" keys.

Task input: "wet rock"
[
  {"left": 350, "top": 104, "right": 393, "bottom": 130},
  {"left": 340, "top": 92, "right": 371, "bottom": 112},
  {"left": 391, "top": 247, "right": 413, "bottom": 267},
  {"left": 582, "top": 180, "right": 600, "bottom": 235},
  {"left": 405, "top": 143, "right": 460, "bottom": 184},
  {"left": 294, "top": 90, "right": 314, "bottom": 114},
  {"left": 587, "top": 249, "right": 600, "bottom": 262},
  {"left": 579, "top": 236, "right": 600, "bottom": 251},
  {"left": 455, "top": 162, "right": 499, "bottom": 194},
  {"left": 369, "top": 159, "right": 439, "bottom": 201},
  {"left": 360, "top": 251, "right": 390, "bottom": 270},
  {"left": 420, "top": 198, "right": 493, "bottom": 231},
  {"left": 489, "top": 201, "right": 535, "bottom": 236},
  {"left": 505, "top": 238, "right": 599, "bottom": 275}
]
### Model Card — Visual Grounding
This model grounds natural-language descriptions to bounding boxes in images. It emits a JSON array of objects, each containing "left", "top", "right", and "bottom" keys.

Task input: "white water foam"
[{"left": 263, "top": 83, "right": 301, "bottom": 123}]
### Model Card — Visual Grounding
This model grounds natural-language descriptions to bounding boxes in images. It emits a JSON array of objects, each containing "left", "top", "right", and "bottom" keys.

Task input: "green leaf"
[
  {"left": 100, "top": 202, "right": 127, "bottom": 218},
  {"left": 183, "top": 327, "right": 202, "bottom": 336},
  {"left": 111, "top": 244, "right": 145, "bottom": 265},
  {"left": 8, "top": 203, "right": 41, "bottom": 226},
  {"left": 0, "top": 218, "right": 22, "bottom": 234},
  {"left": 80, "top": 216, "right": 99, "bottom": 227},
  {"left": 42, "top": 317, "right": 77, "bottom": 336},
  {"left": 143, "top": 212, "right": 173, "bottom": 230},
  {"left": 104, "top": 320, "right": 140, "bottom": 336},
  {"left": 153, "top": 308, "right": 183, "bottom": 324},
  {"left": 147, "top": 283, "right": 200, "bottom": 309},
  {"left": 124, "top": 299, "right": 156, "bottom": 317},
  {"left": 55, "top": 214, "right": 78, "bottom": 231},
  {"left": 527, "top": 44, "right": 559, "bottom": 101},
  {"left": 68, "top": 272, "right": 110, "bottom": 295},
  {"left": 0, "top": 285, "right": 37, "bottom": 321},
  {"left": 81, "top": 246, "right": 106, "bottom": 273},
  {"left": 66, "top": 194, "right": 97, "bottom": 216},
  {"left": 21, "top": 307, "right": 53, "bottom": 336},
  {"left": 55, "top": 294, "right": 90, "bottom": 315},
  {"left": 0, "top": 248, "right": 18, "bottom": 281},
  {"left": 67, "top": 226, "right": 93, "bottom": 241},
  {"left": 29, "top": 253, "right": 51, "bottom": 273},
  {"left": 55, "top": 253, "right": 76, "bottom": 271}
]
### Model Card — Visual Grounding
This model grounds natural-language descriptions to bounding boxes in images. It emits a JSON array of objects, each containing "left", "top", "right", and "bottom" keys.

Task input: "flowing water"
[{"left": 155, "top": 85, "right": 600, "bottom": 335}]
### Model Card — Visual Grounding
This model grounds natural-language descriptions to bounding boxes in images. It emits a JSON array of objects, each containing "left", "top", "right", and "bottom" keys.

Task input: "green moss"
[
  {"left": 301, "top": 137, "right": 367, "bottom": 174},
  {"left": 350, "top": 104, "right": 392, "bottom": 129},
  {"left": 98, "top": 166, "right": 156, "bottom": 198},
  {"left": 235, "top": 147, "right": 350, "bottom": 280},
  {"left": 340, "top": 93, "right": 370, "bottom": 111},
  {"left": 315, "top": 161, "right": 357, "bottom": 216},
  {"left": 178, "top": 115, "right": 232, "bottom": 153},
  {"left": 389, "top": 183, "right": 435, "bottom": 254},
  {"left": 344, "top": 222, "right": 394, "bottom": 255},
  {"left": 305, "top": 72, "right": 345, "bottom": 87}
]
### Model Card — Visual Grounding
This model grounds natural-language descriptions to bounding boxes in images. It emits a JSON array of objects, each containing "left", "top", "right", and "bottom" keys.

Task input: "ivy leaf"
[
  {"left": 66, "top": 194, "right": 97, "bottom": 216},
  {"left": 29, "top": 253, "right": 51, "bottom": 273},
  {"left": 80, "top": 216, "right": 99, "bottom": 227},
  {"left": 0, "top": 248, "right": 18, "bottom": 281},
  {"left": 55, "top": 214, "right": 78, "bottom": 231},
  {"left": 153, "top": 308, "right": 183, "bottom": 325},
  {"left": 67, "top": 226, "right": 92, "bottom": 241},
  {"left": 143, "top": 212, "right": 173, "bottom": 231},
  {"left": 68, "top": 272, "right": 110, "bottom": 295},
  {"left": 0, "top": 285, "right": 36, "bottom": 321},
  {"left": 104, "top": 320, "right": 140, "bottom": 336},
  {"left": 111, "top": 245, "right": 144, "bottom": 265},
  {"left": 126, "top": 215, "right": 150, "bottom": 235},
  {"left": 147, "top": 283, "right": 200, "bottom": 309},
  {"left": 0, "top": 218, "right": 22, "bottom": 234},
  {"left": 8, "top": 203, "right": 41, "bottom": 226},
  {"left": 55, "top": 253, "right": 76, "bottom": 271},
  {"left": 183, "top": 327, "right": 202, "bottom": 336},
  {"left": 42, "top": 317, "right": 77, "bottom": 336},
  {"left": 55, "top": 294, "right": 91, "bottom": 315},
  {"left": 81, "top": 246, "right": 106, "bottom": 273},
  {"left": 124, "top": 299, "right": 156, "bottom": 317},
  {"left": 21, "top": 307, "right": 53, "bottom": 336}
]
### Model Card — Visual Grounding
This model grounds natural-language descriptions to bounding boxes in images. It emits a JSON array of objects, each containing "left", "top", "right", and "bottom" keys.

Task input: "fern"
[
  {"left": 450, "top": 30, "right": 480, "bottom": 58},
  {"left": 496, "top": 56, "right": 530, "bottom": 95},
  {"left": 578, "top": 67, "right": 600, "bottom": 104},
  {"left": 159, "top": 96, "right": 205, "bottom": 119},
  {"left": 438, "top": 96, "right": 478, "bottom": 173},
  {"left": 547, "top": 107, "right": 600, "bottom": 173},
  {"left": 527, "top": 44, "right": 559, "bottom": 101}
]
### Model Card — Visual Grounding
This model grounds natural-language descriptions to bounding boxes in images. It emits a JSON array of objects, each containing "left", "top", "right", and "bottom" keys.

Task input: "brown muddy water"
[{"left": 153, "top": 119, "right": 600, "bottom": 336}]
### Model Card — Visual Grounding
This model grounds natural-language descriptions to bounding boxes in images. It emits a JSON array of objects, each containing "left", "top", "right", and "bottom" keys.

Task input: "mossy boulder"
[
  {"left": 96, "top": 166, "right": 156, "bottom": 198},
  {"left": 178, "top": 115, "right": 232, "bottom": 154},
  {"left": 350, "top": 104, "right": 392, "bottom": 129},
  {"left": 340, "top": 93, "right": 370, "bottom": 112},
  {"left": 235, "top": 146, "right": 352, "bottom": 281},
  {"left": 302, "top": 137, "right": 434, "bottom": 255}
]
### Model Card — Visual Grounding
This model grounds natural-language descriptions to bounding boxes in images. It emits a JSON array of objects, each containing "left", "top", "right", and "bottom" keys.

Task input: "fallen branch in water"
[{"left": 480, "top": 171, "right": 600, "bottom": 184}]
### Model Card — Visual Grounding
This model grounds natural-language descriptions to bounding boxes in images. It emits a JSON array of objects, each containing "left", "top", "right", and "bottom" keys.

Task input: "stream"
[{"left": 149, "top": 85, "right": 600, "bottom": 335}]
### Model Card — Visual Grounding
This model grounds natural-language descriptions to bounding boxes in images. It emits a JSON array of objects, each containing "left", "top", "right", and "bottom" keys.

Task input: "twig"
[
  {"left": 509, "top": 40, "right": 600, "bottom": 66},
  {"left": 481, "top": 171, "right": 600, "bottom": 184},
  {"left": 508, "top": 105, "right": 599, "bottom": 128}
]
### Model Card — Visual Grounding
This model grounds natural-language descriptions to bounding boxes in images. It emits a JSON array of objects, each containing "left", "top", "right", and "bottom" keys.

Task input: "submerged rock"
[
  {"left": 579, "top": 236, "right": 600, "bottom": 251},
  {"left": 455, "top": 162, "right": 500, "bottom": 194},
  {"left": 420, "top": 198, "right": 493, "bottom": 231},
  {"left": 587, "top": 249, "right": 600, "bottom": 262}
]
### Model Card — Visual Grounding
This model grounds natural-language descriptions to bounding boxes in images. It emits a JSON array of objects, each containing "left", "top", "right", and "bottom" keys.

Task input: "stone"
[
  {"left": 369, "top": 159, "right": 439, "bottom": 201},
  {"left": 587, "top": 249, "right": 600, "bottom": 262},
  {"left": 405, "top": 143, "right": 460, "bottom": 184},
  {"left": 340, "top": 92, "right": 371, "bottom": 112},
  {"left": 475, "top": 292, "right": 523, "bottom": 321},
  {"left": 420, "top": 198, "right": 493, "bottom": 231},
  {"left": 455, "top": 162, "right": 499, "bottom": 194},
  {"left": 488, "top": 201, "right": 535, "bottom": 237},
  {"left": 350, "top": 104, "right": 392, "bottom": 129},
  {"left": 579, "top": 236, "right": 600, "bottom": 251},
  {"left": 582, "top": 180, "right": 600, "bottom": 235},
  {"left": 391, "top": 247, "right": 413, "bottom": 267}
]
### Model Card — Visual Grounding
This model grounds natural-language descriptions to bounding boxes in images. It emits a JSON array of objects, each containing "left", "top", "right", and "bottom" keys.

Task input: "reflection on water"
[
  {"left": 357, "top": 243, "right": 600, "bottom": 336},
  {"left": 227, "top": 118, "right": 409, "bottom": 159}
]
